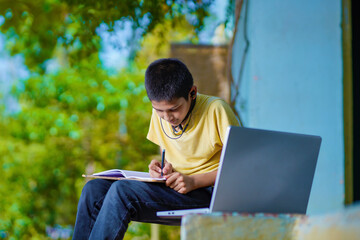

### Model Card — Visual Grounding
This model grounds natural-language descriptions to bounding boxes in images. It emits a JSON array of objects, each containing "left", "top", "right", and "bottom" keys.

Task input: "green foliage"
[
  {"left": 0, "top": 0, "right": 212, "bottom": 71},
  {"left": 135, "top": 16, "right": 200, "bottom": 66},
  {"left": 123, "top": 223, "right": 180, "bottom": 240},
  {"left": 0, "top": 0, "right": 231, "bottom": 238},
  {"left": 0, "top": 56, "right": 159, "bottom": 238},
  {"left": 0, "top": 8, "right": 215, "bottom": 238}
]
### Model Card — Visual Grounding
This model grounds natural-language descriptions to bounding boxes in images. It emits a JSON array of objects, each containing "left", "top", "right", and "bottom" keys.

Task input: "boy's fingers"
[
  {"left": 163, "top": 162, "right": 172, "bottom": 175},
  {"left": 163, "top": 166, "right": 170, "bottom": 174},
  {"left": 148, "top": 160, "right": 161, "bottom": 172},
  {"left": 149, "top": 170, "right": 161, "bottom": 178},
  {"left": 165, "top": 173, "right": 177, "bottom": 187},
  {"left": 151, "top": 165, "right": 161, "bottom": 172},
  {"left": 150, "top": 159, "right": 160, "bottom": 166}
]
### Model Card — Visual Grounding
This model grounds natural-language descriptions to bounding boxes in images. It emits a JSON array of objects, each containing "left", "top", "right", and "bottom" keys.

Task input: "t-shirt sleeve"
[
  {"left": 209, "top": 99, "right": 240, "bottom": 147},
  {"left": 146, "top": 109, "right": 160, "bottom": 146}
]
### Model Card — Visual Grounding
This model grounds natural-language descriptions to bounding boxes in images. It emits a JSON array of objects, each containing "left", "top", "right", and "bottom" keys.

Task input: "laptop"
[{"left": 157, "top": 126, "right": 322, "bottom": 218}]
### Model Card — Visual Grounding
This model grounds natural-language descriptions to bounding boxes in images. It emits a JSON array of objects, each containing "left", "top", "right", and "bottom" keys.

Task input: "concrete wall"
[
  {"left": 232, "top": 0, "right": 344, "bottom": 214},
  {"left": 170, "top": 44, "right": 230, "bottom": 103}
]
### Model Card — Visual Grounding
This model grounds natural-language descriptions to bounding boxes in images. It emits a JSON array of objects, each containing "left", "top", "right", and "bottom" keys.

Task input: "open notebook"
[
  {"left": 157, "top": 126, "right": 322, "bottom": 218},
  {"left": 83, "top": 169, "right": 166, "bottom": 183}
]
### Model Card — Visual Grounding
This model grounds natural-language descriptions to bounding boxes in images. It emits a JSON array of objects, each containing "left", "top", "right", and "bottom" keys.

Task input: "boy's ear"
[{"left": 189, "top": 86, "right": 197, "bottom": 99}]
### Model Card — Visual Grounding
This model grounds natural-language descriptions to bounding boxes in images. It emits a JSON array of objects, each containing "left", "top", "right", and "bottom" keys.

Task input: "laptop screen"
[{"left": 210, "top": 126, "right": 321, "bottom": 214}]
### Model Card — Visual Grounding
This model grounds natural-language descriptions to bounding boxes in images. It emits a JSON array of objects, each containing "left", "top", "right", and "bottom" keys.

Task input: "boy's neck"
[{"left": 176, "top": 97, "right": 197, "bottom": 130}]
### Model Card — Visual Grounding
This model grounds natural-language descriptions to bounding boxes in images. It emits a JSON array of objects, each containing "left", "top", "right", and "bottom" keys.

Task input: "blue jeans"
[{"left": 72, "top": 179, "right": 212, "bottom": 240}]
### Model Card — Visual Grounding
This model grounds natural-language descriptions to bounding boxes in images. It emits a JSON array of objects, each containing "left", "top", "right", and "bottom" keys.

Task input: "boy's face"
[{"left": 151, "top": 96, "right": 193, "bottom": 127}]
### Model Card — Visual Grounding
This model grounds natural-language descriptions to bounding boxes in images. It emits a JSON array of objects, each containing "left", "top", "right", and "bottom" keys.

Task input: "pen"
[{"left": 161, "top": 149, "right": 165, "bottom": 177}]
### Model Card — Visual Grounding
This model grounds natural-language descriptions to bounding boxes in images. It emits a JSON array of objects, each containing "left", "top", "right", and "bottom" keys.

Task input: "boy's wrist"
[
  {"left": 189, "top": 174, "right": 204, "bottom": 191},
  {"left": 190, "top": 170, "right": 218, "bottom": 190},
  {"left": 188, "top": 175, "right": 197, "bottom": 190}
]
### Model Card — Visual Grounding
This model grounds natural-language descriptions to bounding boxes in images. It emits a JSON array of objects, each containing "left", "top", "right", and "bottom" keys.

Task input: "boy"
[{"left": 73, "top": 58, "right": 239, "bottom": 239}]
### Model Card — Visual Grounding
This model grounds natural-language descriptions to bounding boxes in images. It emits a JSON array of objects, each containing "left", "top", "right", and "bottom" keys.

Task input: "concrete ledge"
[{"left": 181, "top": 204, "right": 360, "bottom": 240}]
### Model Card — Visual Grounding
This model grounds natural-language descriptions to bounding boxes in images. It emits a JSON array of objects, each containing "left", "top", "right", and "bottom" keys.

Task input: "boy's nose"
[{"left": 163, "top": 112, "right": 173, "bottom": 122}]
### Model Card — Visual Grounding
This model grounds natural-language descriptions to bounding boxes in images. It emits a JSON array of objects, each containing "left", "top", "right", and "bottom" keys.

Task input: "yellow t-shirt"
[{"left": 146, "top": 94, "right": 239, "bottom": 175}]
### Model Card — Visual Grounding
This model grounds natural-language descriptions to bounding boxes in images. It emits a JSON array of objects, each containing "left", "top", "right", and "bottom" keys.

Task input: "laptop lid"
[{"left": 209, "top": 126, "right": 321, "bottom": 214}]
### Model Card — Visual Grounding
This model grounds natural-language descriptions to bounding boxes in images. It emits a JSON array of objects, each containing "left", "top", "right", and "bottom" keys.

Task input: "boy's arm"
[
  {"left": 149, "top": 159, "right": 217, "bottom": 194},
  {"left": 165, "top": 170, "right": 218, "bottom": 194}
]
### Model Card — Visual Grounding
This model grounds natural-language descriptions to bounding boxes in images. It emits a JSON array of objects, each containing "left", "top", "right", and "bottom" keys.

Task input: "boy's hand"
[
  {"left": 148, "top": 159, "right": 173, "bottom": 178},
  {"left": 165, "top": 172, "right": 195, "bottom": 194}
]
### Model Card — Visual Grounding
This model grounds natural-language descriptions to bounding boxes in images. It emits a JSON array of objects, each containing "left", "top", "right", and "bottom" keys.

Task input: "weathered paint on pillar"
[{"left": 181, "top": 204, "right": 360, "bottom": 240}]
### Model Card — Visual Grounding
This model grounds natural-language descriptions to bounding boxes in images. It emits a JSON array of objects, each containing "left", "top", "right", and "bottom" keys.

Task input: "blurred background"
[
  {"left": 0, "top": 0, "right": 235, "bottom": 239},
  {"left": 0, "top": 0, "right": 358, "bottom": 239}
]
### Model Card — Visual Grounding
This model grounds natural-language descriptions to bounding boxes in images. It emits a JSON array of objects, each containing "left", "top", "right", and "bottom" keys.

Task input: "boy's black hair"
[{"left": 145, "top": 58, "right": 193, "bottom": 101}]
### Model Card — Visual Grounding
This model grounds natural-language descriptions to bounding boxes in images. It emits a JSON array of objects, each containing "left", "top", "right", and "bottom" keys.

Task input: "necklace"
[
  {"left": 160, "top": 98, "right": 196, "bottom": 140},
  {"left": 160, "top": 113, "right": 192, "bottom": 140}
]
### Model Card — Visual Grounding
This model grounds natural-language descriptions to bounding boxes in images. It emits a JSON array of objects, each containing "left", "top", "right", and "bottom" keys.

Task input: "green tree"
[
  {"left": 0, "top": 0, "right": 212, "bottom": 72},
  {"left": 0, "top": 1, "right": 226, "bottom": 238},
  {"left": 0, "top": 55, "right": 159, "bottom": 238}
]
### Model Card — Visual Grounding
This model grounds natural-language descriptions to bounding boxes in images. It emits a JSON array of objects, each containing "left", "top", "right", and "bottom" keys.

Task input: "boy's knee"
[
  {"left": 82, "top": 179, "right": 102, "bottom": 194},
  {"left": 107, "top": 180, "right": 142, "bottom": 198},
  {"left": 110, "top": 180, "right": 132, "bottom": 192},
  {"left": 80, "top": 179, "right": 111, "bottom": 203}
]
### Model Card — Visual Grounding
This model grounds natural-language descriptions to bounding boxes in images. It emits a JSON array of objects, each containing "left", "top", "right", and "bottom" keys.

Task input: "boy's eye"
[
  {"left": 169, "top": 106, "right": 181, "bottom": 112},
  {"left": 154, "top": 105, "right": 181, "bottom": 113}
]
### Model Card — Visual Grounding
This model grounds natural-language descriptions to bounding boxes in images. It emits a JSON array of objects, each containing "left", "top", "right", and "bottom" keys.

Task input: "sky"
[{"left": 0, "top": 24, "right": 28, "bottom": 113}]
